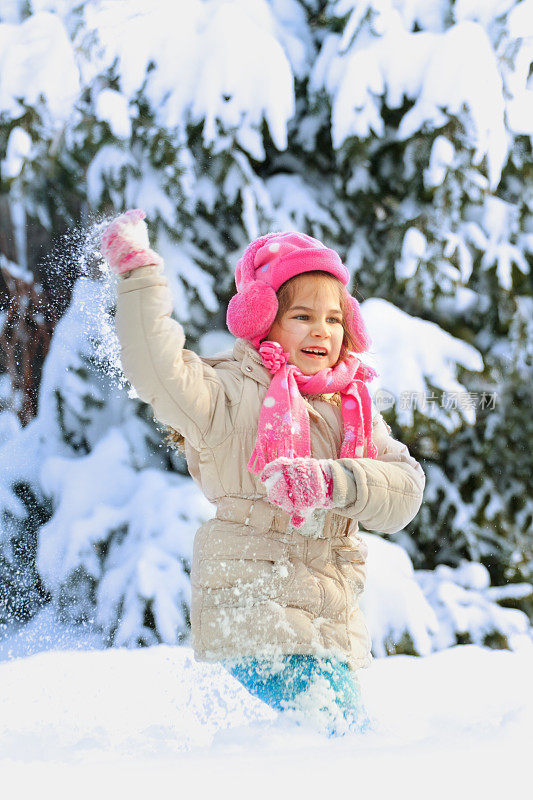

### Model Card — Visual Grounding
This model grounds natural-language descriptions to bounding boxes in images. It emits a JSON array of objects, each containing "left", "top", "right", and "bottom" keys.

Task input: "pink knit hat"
[{"left": 226, "top": 231, "right": 371, "bottom": 351}]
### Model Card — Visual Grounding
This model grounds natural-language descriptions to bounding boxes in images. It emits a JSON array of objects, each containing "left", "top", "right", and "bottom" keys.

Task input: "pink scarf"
[{"left": 248, "top": 340, "right": 378, "bottom": 475}]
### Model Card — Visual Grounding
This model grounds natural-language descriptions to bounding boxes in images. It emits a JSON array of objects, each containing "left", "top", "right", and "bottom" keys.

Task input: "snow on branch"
[{"left": 361, "top": 297, "right": 484, "bottom": 429}]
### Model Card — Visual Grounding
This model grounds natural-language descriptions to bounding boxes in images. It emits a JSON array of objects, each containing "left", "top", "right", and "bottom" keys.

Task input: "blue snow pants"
[{"left": 223, "top": 654, "right": 371, "bottom": 736}]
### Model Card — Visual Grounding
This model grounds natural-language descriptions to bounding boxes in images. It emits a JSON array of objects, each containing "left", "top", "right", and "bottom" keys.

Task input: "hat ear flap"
[
  {"left": 227, "top": 282, "right": 278, "bottom": 342},
  {"left": 348, "top": 295, "right": 372, "bottom": 352}
]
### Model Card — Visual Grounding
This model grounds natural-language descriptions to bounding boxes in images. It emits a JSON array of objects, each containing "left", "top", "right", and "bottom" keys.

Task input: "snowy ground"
[{"left": 1, "top": 608, "right": 531, "bottom": 799}]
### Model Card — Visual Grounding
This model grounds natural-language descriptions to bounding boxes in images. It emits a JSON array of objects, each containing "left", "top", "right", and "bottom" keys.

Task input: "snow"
[
  {"left": 198, "top": 330, "right": 236, "bottom": 357},
  {"left": 506, "top": 87, "right": 533, "bottom": 136},
  {"left": 454, "top": 0, "right": 517, "bottom": 27},
  {"left": 0, "top": 11, "right": 79, "bottom": 120},
  {"left": 424, "top": 135, "right": 455, "bottom": 189},
  {"left": 84, "top": 0, "right": 295, "bottom": 154},
  {"left": 35, "top": 276, "right": 116, "bottom": 435},
  {"left": 361, "top": 298, "right": 484, "bottom": 428},
  {"left": 0, "top": 633, "right": 531, "bottom": 796},
  {"left": 478, "top": 197, "right": 529, "bottom": 289},
  {"left": 0, "top": 252, "right": 218, "bottom": 646},
  {"left": 396, "top": 226, "right": 427, "bottom": 279},
  {"left": 398, "top": 22, "right": 509, "bottom": 189},
  {"left": 35, "top": 424, "right": 214, "bottom": 645},
  {"left": 0, "top": 408, "right": 20, "bottom": 448},
  {"left": 0, "top": 414, "right": 50, "bottom": 517},
  {"left": 414, "top": 560, "right": 532, "bottom": 650},
  {"left": 94, "top": 89, "right": 131, "bottom": 139},
  {"left": 1, "top": 126, "right": 32, "bottom": 179},
  {"left": 1, "top": 4, "right": 532, "bottom": 785},
  {"left": 461, "top": 197, "right": 529, "bottom": 290},
  {"left": 124, "top": 161, "right": 177, "bottom": 227},
  {"left": 156, "top": 228, "right": 219, "bottom": 320},
  {"left": 0, "top": 0, "right": 530, "bottom": 194},
  {"left": 313, "top": 7, "right": 512, "bottom": 188},
  {"left": 268, "top": 0, "right": 313, "bottom": 79},
  {"left": 6, "top": 197, "right": 28, "bottom": 270},
  {"left": 0, "top": 250, "right": 32, "bottom": 283},
  {"left": 359, "top": 535, "right": 531, "bottom": 656},
  {"left": 86, "top": 145, "right": 135, "bottom": 208},
  {"left": 37, "top": 430, "right": 138, "bottom": 586},
  {"left": 395, "top": 0, "right": 450, "bottom": 32},
  {"left": 312, "top": 17, "right": 436, "bottom": 141},
  {"left": 0, "top": 604, "right": 105, "bottom": 662},
  {"left": 266, "top": 173, "right": 341, "bottom": 236},
  {"left": 0, "top": 0, "right": 23, "bottom": 24},
  {"left": 443, "top": 231, "right": 474, "bottom": 284},
  {"left": 508, "top": 0, "right": 533, "bottom": 32},
  {"left": 362, "top": 535, "right": 439, "bottom": 656}
]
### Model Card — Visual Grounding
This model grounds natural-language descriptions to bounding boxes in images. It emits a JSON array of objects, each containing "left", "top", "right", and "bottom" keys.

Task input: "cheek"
[
  {"left": 282, "top": 322, "right": 306, "bottom": 349},
  {"left": 333, "top": 328, "right": 344, "bottom": 351}
]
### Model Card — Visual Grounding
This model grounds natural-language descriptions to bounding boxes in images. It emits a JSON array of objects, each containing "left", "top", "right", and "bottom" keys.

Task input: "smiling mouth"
[{"left": 301, "top": 348, "right": 328, "bottom": 357}]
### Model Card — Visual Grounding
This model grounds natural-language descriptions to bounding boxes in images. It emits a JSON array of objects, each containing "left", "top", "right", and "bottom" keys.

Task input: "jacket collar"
[
  {"left": 232, "top": 338, "right": 322, "bottom": 419},
  {"left": 233, "top": 338, "right": 271, "bottom": 388}
]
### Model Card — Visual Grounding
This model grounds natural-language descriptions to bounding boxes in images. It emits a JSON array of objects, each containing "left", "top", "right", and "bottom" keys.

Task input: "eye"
[
  {"left": 327, "top": 317, "right": 342, "bottom": 324},
  {"left": 294, "top": 314, "right": 309, "bottom": 320}
]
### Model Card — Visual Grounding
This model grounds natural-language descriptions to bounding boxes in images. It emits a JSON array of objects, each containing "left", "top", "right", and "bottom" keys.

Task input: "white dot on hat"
[
  {"left": 269, "top": 242, "right": 280, "bottom": 253},
  {"left": 264, "top": 397, "right": 276, "bottom": 407},
  {"left": 345, "top": 398, "right": 356, "bottom": 409}
]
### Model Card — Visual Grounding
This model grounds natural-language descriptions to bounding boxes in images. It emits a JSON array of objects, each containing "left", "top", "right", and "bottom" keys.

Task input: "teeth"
[{"left": 303, "top": 349, "right": 326, "bottom": 355}]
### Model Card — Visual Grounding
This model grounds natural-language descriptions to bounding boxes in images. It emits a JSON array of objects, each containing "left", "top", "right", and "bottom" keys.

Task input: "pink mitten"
[
  {"left": 100, "top": 209, "right": 163, "bottom": 275},
  {"left": 260, "top": 456, "right": 334, "bottom": 528}
]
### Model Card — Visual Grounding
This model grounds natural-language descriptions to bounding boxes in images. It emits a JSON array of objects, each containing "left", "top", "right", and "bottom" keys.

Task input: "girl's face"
[{"left": 266, "top": 275, "right": 345, "bottom": 375}]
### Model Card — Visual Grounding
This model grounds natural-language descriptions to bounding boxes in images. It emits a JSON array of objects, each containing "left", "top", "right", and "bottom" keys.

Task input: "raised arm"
[
  {"left": 115, "top": 265, "right": 237, "bottom": 449},
  {"left": 328, "top": 405, "right": 426, "bottom": 534},
  {"left": 103, "top": 211, "right": 235, "bottom": 450}
]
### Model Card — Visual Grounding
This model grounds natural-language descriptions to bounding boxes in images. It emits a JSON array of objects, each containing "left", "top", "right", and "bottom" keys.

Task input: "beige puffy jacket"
[{"left": 115, "top": 263, "right": 426, "bottom": 671}]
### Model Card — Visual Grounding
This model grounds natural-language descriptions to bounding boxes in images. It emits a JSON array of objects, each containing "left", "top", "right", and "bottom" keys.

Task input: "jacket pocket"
[
  {"left": 197, "top": 556, "right": 297, "bottom": 606},
  {"left": 334, "top": 533, "right": 368, "bottom": 563},
  {"left": 333, "top": 535, "right": 368, "bottom": 595}
]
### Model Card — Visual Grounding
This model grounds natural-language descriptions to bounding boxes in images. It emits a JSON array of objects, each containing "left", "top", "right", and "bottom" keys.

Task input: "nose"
[{"left": 311, "top": 318, "right": 328, "bottom": 337}]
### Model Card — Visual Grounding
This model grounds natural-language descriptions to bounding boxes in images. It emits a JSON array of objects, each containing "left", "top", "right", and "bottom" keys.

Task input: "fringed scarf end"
[
  {"left": 248, "top": 441, "right": 297, "bottom": 475},
  {"left": 367, "top": 440, "right": 378, "bottom": 459},
  {"left": 248, "top": 448, "right": 266, "bottom": 475}
]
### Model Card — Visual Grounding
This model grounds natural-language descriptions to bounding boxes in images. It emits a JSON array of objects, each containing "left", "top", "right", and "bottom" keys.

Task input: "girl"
[{"left": 101, "top": 210, "right": 426, "bottom": 736}]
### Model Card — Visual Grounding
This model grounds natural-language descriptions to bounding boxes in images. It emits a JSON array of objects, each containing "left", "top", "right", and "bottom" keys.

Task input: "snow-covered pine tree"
[
  {"left": 301, "top": 1, "right": 533, "bottom": 607},
  {"left": 0, "top": 0, "right": 531, "bottom": 651}
]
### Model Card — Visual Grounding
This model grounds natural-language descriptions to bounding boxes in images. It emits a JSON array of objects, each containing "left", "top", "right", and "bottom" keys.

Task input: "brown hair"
[
  {"left": 270, "top": 271, "right": 356, "bottom": 365},
  {"left": 162, "top": 424, "right": 186, "bottom": 454}
]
